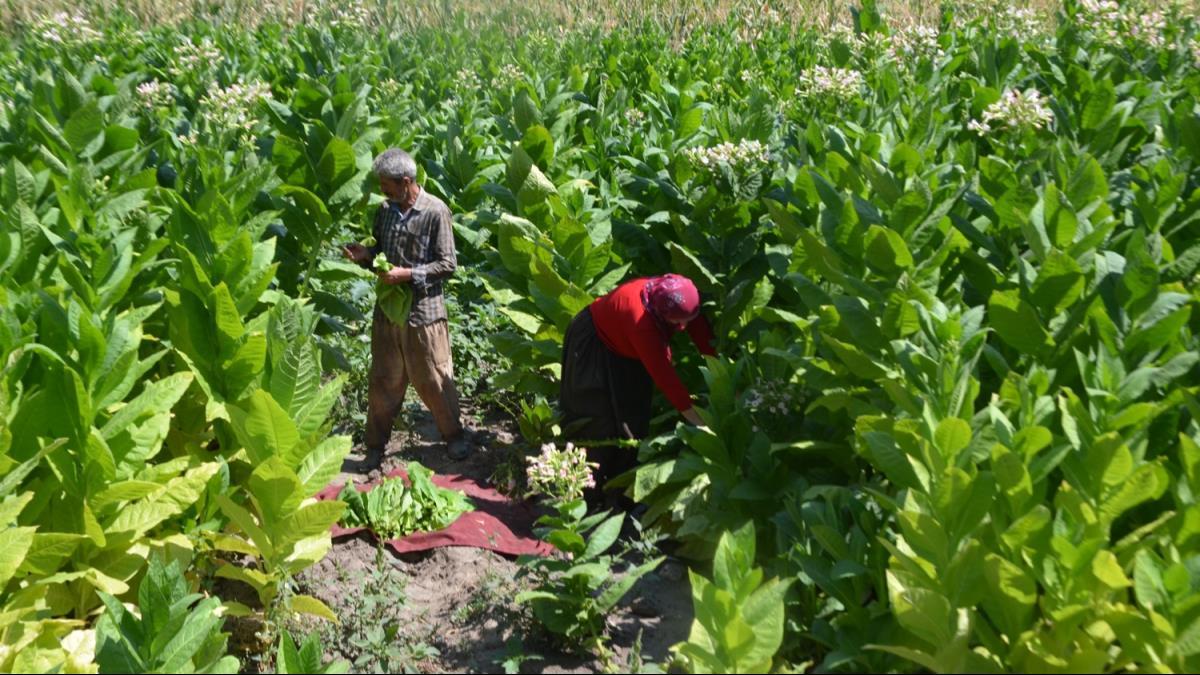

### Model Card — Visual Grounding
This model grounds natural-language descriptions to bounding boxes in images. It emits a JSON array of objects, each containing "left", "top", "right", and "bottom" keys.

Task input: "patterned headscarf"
[{"left": 641, "top": 274, "right": 700, "bottom": 331}]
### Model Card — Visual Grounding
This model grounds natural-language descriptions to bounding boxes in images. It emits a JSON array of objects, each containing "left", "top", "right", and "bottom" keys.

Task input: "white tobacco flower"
[
  {"left": 136, "top": 80, "right": 172, "bottom": 110},
  {"left": 683, "top": 139, "right": 771, "bottom": 180},
  {"left": 995, "top": 7, "right": 1044, "bottom": 38},
  {"left": 1076, "top": 0, "right": 1126, "bottom": 44},
  {"left": 34, "top": 11, "right": 101, "bottom": 45},
  {"left": 736, "top": 3, "right": 782, "bottom": 44},
  {"left": 170, "top": 39, "right": 223, "bottom": 79},
  {"left": 623, "top": 107, "right": 646, "bottom": 126},
  {"left": 494, "top": 64, "right": 524, "bottom": 89},
  {"left": 453, "top": 68, "right": 482, "bottom": 92},
  {"left": 795, "top": 65, "right": 865, "bottom": 101},
  {"left": 967, "top": 118, "right": 992, "bottom": 136},
  {"left": 1130, "top": 11, "right": 1167, "bottom": 49},
  {"left": 971, "top": 87, "right": 1054, "bottom": 135},
  {"left": 826, "top": 21, "right": 864, "bottom": 49},
  {"left": 742, "top": 378, "right": 795, "bottom": 416},
  {"left": 376, "top": 78, "right": 403, "bottom": 99},
  {"left": 326, "top": 0, "right": 371, "bottom": 27},
  {"left": 525, "top": 442, "right": 597, "bottom": 502},
  {"left": 200, "top": 81, "right": 272, "bottom": 134},
  {"left": 888, "top": 23, "right": 944, "bottom": 65}
]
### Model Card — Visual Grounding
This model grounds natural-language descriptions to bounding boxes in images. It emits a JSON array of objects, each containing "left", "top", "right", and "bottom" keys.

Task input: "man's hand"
[
  {"left": 379, "top": 266, "right": 413, "bottom": 285},
  {"left": 681, "top": 407, "right": 704, "bottom": 426},
  {"left": 343, "top": 243, "right": 370, "bottom": 263}
]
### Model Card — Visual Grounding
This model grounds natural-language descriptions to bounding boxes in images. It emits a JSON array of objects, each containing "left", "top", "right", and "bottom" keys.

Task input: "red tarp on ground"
[{"left": 316, "top": 467, "right": 555, "bottom": 557}]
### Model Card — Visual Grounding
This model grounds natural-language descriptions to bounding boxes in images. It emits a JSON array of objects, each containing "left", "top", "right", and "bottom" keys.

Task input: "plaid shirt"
[{"left": 368, "top": 188, "right": 457, "bottom": 326}]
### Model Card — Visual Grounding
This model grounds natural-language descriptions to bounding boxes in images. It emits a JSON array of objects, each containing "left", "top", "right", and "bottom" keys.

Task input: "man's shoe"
[
  {"left": 447, "top": 438, "right": 471, "bottom": 461},
  {"left": 364, "top": 446, "right": 384, "bottom": 471}
]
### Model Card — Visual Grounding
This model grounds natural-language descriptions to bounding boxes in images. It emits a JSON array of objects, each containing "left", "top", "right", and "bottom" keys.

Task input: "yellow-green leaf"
[{"left": 288, "top": 594, "right": 338, "bottom": 623}]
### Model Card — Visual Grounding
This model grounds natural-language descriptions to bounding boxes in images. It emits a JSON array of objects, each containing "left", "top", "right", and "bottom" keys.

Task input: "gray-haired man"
[{"left": 343, "top": 148, "right": 470, "bottom": 468}]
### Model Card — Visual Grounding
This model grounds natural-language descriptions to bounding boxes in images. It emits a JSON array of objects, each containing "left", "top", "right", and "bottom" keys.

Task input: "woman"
[{"left": 559, "top": 273, "right": 717, "bottom": 498}]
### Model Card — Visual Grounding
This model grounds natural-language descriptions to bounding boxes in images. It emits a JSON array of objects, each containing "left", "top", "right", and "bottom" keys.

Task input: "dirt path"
[{"left": 296, "top": 403, "right": 693, "bottom": 673}]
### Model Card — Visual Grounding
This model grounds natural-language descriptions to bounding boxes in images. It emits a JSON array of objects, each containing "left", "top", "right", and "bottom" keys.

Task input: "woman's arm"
[{"left": 686, "top": 314, "right": 718, "bottom": 357}]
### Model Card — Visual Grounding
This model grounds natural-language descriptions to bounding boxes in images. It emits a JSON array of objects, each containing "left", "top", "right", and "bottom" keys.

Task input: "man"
[{"left": 343, "top": 148, "right": 471, "bottom": 468}]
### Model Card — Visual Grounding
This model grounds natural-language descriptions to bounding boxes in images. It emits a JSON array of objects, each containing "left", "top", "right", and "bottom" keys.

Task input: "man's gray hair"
[{"left": 372, "top": 148, "right": 417, "bottom": 180}]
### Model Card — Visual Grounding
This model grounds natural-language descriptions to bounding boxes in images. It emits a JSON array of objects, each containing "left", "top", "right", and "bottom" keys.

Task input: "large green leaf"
[
  {"left": 864, "top": 225, "right": 914, "bottom": 274},
  {"left": 0, "top": 526, "right": 36, "bottom": 586},
  {"left": 712, "top": 522, "right": 756, "bottom": 594},
  {"left": 63, "top": 101, "right": 104, "bottom": 155},
  {"left": 507, "top": 146, "right": 557, "bottom": 208},
  {"left": 520, "top": 125, "right": 555, "bottom": 168},
  {"left": 981, "top": 553, "right": 1036, "bottom": 639},
  {"left": 228, "top": 390, "right": 301, "bottom": 466},
  {"left": 156, "top": 598, "right": 224, "bottom": 672},
  {"left": 737, "top": 577, "right": 792, "bottom": 670},
  {"left": 278, "top": 185, "right": 332, "bottom": 236},
  {"left": 317, "top": 137, "right": 357, "bottom": 188},
  {"left": 1030, "top": 249, "right": 1085, "bottom": 315},
  {"left": 247, "top": 456, "right": 306, "bottom": 527},
  {"left": 1042, "top": 184, "right": 1078, "bottom": 249},
  {"left": 988, "top": 290, "right": 1050, "bottom": 357},
  {"left": 106, "top": 463, "right": 220, "bottom": 538},
  {"left": 887, "top": 570, "right": 953, "bottom": 647},
  {"left": 270, "top": 338, "right": 321, "bottom": 417},
  {"left": 677, "top": 106, "right": 704, "bottom": 138},
  {"left": 667, "top": 242, "right": 720, "bottom": 292},
  {"left": 101, "top": 372, "right": 194, "bottom": 440},
  {"left": 19, "top": 532, "right": 87, "bottom": 576},
  {"left": 297, "top": 436, "right": 351, "bottom": 496},
  {"left": 513, "top": 89, "right": 540, "bottom": 132},
  {"left": 580, "top": 514, "right": 623, "bottom": 561}
]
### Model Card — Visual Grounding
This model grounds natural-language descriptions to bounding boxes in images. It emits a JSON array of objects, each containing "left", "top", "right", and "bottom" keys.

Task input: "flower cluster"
[
  {"left": 623, "top": 107, "right": 646, "bottom": 126},
  {"left": 324, "top": 0, "right": 371, "bottom": 27},
  {"left": 33, "top": 11, "right": 101, "bottom": 45},
  {"left": 92, "top": 174, "right": 111, "bottom": 195},
  {"left": 199, "top": 81, "right": 272, "bottom": 134},
  {"left": 743, "top": 378, "right": 796, "bottom": 416},
  {"left": 824, "top": 21, "right": 862, "bottom": 48},
  {"left": 683, "top": 139, "right": 771, "bottom": 179},
  {"left": 1077, "top": 0, "right": 1123, "bottom": 28},
  {"left": 170, "top": 40, "right": 222, "bottom": 80},
  {"left": 737, "top": 3, "right": 783, "bottom": 44},
  {"left": 525, "top": 442, "right": 597, "bottom": 503},
  {"left": 994, "top": 6, "right": 1044, "bottom": 38},
  {"left": 375, "top": 78, "right": 404, "bottom": 100},
  {"left": 493, "top": 63, "right": 524, "bottom": 89},
  {"left": 822, "top": 21, "right": 888, "bottom": 55},
  {"left": 453, "top": 68, "right": 482, "bottom": 93},
  {"left": 1131, "top": 11, "right": 1167, "bottom": 49},
  {"left": 135, "top": 80, "right": 173, "bottom": 111},
  {"left": 795, "top": 65, "right": 865, "bottom": 102},
  {"left": 888, "top": 23, "right": 945, "bottom": 65},
  {"left": 968, "top": 88, "right": 1054, "bottom": 136},
  {"left": 1075, "top": 0, "right": 1166, "bottom": 48}
]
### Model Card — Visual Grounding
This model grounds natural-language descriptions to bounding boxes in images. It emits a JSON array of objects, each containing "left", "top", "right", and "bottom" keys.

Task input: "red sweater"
[{"left": 590, "top": 278, "right": 717, "bottom": 411}]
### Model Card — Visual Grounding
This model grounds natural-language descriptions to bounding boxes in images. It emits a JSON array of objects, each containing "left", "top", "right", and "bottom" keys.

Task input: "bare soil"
[{"left": 293, "top": 402, "right": 693, "bottom": 673}]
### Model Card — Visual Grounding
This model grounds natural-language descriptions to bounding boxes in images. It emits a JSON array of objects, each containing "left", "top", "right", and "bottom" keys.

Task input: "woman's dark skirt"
[{"left": 559, "top": 307, "right": 653, "bottom": 497}]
